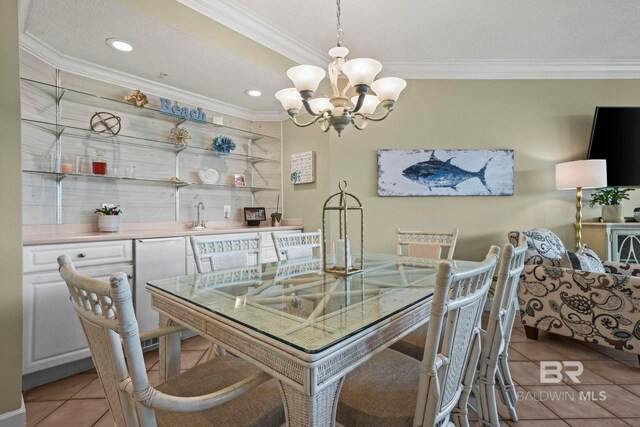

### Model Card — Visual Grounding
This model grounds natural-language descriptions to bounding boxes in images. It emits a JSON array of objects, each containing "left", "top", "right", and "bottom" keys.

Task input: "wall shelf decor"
[{"left": 21, "top": 73, "right": 281, "bottom": 224}]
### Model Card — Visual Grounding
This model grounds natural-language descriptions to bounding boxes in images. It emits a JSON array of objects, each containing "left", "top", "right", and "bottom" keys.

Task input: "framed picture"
[
  {"left": 291, "top": 151, "right": 316, "bottom": 184},
  {"left": 234, "top": 173, "right": 246, "bottom": 187},
  {"left": 378, "top": 149, "right": 514, "bottom": 196},
  {"left": 244, "top": 207, "right": 266, "bottom": 226}
]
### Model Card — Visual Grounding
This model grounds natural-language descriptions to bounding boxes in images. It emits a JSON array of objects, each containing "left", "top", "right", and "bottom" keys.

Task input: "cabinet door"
[
  {"left": 134, "top": 238, "right": 186, "bottom": 333},
  {"left": 23, "top": 264, "right": 133, "bottom": 374},
  {"left": 612, "top": 230, "right": 640, "bottom": 264}
]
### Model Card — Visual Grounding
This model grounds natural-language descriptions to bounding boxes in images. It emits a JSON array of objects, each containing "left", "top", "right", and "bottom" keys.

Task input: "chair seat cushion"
[
  {"left": 389, "top": 324, "right": 428, "bottom": 361},
  {"left": 337, "top": 349, "right": 420, "bottom": 427},
  {"left": 156, "top": 355, "right": 285, "bottom": 427}
]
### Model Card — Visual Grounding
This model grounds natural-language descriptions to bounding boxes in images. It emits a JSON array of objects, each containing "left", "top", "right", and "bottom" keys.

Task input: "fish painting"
[
  {"left": 377, "top": 149, "right": 514, "bottom": 197},
  {"left": 401, "top": 152, "right": 491, "bottom": 192}
]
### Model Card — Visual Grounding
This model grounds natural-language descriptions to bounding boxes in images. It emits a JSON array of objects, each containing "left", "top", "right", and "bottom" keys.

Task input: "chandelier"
[{"left": 275, "top": 0, "right": 407, "bottom": 136}]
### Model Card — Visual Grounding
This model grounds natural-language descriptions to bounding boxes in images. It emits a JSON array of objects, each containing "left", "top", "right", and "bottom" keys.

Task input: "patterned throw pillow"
[
  {"left": 563, "top": 244, "right": 606, "bottom": 273},
  {"left": 508, "top": 228, "right": 566, "bottom": 266}
]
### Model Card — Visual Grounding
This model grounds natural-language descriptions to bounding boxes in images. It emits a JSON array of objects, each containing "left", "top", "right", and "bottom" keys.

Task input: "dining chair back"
[
  {"left": 57, "top": 255, "right": 284, "bottom": 427},
  {"left": 190, "top": 233, "right": 261, "bottom": 273},
  {"left": 396, "top": 228, "right": 459, "bottom": 260},
  {"left": 336, "top": 246, "right": 499, "bottom": 427},
  {"left": 476, "top": 235, "right": 527, "bottom": 425},
  {"left": 272, "top": 229, "right": 322, "bottom": 261}
]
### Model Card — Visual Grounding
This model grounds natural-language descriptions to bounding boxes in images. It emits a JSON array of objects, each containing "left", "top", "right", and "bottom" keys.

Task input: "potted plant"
[
  {"left": 589, "top": 187, "right": 634, "bottom": 223},
  {"left": 271, "top": 195, "right": 282, "bottom": 226},
  {"left": 95, "top": 205, "right": 122, "bottom": 232}
]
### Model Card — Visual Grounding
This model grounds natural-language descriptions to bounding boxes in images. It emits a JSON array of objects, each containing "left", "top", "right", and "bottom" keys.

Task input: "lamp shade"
[
  {"left": 308, "top": 97, "right": 333, "bottom": 114},
  {"left": 341, "top": 58, "right": 382, "bottom": 86},
  {"left": 371, "top": 77, "right": 407, "bottom": 102},
  {"left": 556, "top": 160, "right": 607, "bottom": 190},
  {"left": 275, "top": 88, "right": 303, "bottom": 111},
  {"left": 351, "top": 94, "right": 380, "bottom": 115},
  {"left": 286, "top": 65, "right": 326, "bottom": 92}
]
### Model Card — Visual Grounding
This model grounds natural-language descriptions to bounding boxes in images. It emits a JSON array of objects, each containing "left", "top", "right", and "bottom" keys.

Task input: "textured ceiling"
[{"left": 21, "top": 0, "right": 640, "bottom": 118}]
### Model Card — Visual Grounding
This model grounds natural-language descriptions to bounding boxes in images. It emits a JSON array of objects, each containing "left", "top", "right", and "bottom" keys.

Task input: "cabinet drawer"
[{"left": 24, "top": 240, "right": 133, "bottom": 273}]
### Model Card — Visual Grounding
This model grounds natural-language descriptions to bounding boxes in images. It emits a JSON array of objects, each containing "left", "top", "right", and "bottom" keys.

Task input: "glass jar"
[{"left": 92, "top": 151, "right": 107, "bottom": 175}]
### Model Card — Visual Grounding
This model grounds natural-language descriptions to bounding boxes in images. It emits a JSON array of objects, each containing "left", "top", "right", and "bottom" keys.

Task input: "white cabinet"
[
  {"left": 583, "top": 222, "right": 640, "bottom": 263},
  {"left": 23, "top": 241, "right": 133, "bottom": 374}
]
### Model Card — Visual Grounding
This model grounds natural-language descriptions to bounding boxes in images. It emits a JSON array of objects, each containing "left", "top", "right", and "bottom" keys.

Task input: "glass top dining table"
[{"left": 147, "top": 253, "right": 481, "bottom": 354}]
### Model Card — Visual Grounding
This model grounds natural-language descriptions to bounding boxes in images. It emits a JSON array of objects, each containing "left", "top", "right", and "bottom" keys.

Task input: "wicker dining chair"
[
  {"left": 396, "top": 228, "right": 459, "bottom": 260},
  {"left": 57, "top": 255, "right": 285, "bottom": 427},
  {"left": 475, "top": 236, "right": 527, "bottom": 426},
  {"left": 336, "top": 246, "right": 499, "bottom": 427},
  {"left": 190, "top": 233, "right": 261, "bottom": 273},
  {"left": 272, "top": 229, "right": 322, "bottom": 261}
]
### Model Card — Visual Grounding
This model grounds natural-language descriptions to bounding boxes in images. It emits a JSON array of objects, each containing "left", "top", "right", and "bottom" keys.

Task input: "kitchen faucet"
[{"left": 189, "top": 202, "right": 207, "bottom": 230}]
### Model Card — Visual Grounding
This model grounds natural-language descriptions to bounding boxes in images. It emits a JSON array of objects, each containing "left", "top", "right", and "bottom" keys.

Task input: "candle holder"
[{"left": 322, "top": 180, "right": 364, "bottom": 276}]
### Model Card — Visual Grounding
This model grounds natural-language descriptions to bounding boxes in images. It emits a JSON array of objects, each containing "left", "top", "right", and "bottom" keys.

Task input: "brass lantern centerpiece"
[{"left": 322, "top": 180, "right": 364, "bottom": 275}]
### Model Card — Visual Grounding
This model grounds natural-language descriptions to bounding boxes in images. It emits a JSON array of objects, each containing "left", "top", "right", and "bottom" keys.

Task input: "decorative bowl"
[{"left": 198, "top": 168, "right": 219, "bottom": 184}]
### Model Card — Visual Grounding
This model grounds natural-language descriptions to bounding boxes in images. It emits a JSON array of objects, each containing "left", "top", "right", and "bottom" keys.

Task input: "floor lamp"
[{"left": 556, "top": 160, "right": 607, "bottom": 250}]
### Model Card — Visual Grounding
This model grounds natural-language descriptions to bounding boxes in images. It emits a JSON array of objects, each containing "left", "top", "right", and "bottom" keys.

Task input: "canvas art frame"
[{"left": 378, "top": 149, "right": 514, "bottom": 197}]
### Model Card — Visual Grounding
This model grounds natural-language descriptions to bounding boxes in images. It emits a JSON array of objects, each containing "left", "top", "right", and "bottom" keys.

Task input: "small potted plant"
[
  {"left": 95, "top": 205, "right": 122, "bottom": 232},
  {"left": 271, "top": 194, "right": 282, "bottom": 226},
  {"left": 589, "top": 187, "right": 634, "bottom": 223}
]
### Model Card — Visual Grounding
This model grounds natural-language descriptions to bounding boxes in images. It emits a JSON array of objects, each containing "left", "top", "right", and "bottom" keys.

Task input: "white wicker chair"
[
  {"left": 190, "top": 234, "right": 261, "bottom": 273},
  {"left": 57, "top": 255, "right": 284, "bottom": 427},
  {"left": 272, "top": 229, "right": 322, "bottom": 261},
  {"left": 396, "top": 228, "right": 459, "bottom": 260},
  {"left": 336, "top": 246, "right": 499, "bottom": 427},
  {"left": 476, "top": 236, "right": 527, "bottom": 426}
]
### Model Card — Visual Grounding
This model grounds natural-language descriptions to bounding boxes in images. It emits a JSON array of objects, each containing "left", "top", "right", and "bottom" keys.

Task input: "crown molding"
[
  {"left": 382, "top": 60, "right": 640, "bottom": 79},
  {"left": 19, "top": 32, "right": 284, "bottom": 122},
  {"left": 177, "top": 0, "right": 326, "bottom": 67}
]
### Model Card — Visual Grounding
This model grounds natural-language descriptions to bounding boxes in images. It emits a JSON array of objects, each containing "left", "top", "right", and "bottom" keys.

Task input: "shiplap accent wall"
[{"left": 20, "top": 52, "right": 282, "bottom": 225}]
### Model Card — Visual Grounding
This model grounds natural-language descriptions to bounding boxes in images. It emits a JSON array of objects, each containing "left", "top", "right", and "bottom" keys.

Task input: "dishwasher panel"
[{"left": 134, "top": 237, "right": 186, "bottom": 333}]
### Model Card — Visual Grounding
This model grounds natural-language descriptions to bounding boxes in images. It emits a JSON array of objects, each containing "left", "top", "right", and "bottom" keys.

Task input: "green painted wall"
[
  {"left": 284, "top": 79, "right": 640, "bottom": 260},
  {"left": 0, "top": 0, "right": 23, "bottom": 415}
]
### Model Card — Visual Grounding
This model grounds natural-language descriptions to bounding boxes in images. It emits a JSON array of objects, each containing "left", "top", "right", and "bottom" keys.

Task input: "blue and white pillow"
[{"left": 563, "top": 244, "right": 605, "bottom": 273}]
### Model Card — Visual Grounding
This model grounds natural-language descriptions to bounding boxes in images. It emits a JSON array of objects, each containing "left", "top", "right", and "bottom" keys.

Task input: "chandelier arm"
[
  {"left": 301, "top": 99, "right": 323, "bottom": 117},
  {"left": 351, "top": 117, "right": 367, "bottom": 130},
  {"left": 353, "top": 108, "right": 394, "bottom": 123},
  {"left": 289, "top": 115, "right": 325, "bottom": 128},
  {"left": 351, "top": 93, "right": 366, "bottom": 114}
]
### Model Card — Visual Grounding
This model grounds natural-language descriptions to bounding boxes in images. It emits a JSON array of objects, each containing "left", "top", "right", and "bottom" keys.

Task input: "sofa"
[{"left": 509, "top": 228, "right": 640, "bottom": 360}]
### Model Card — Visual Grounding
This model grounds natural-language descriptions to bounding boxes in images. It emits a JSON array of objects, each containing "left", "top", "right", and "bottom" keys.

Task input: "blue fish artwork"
[
  {"left": 401, "top": 152, "right": 491, "bottom": 192},
  {"left": 378, "top": 149, "right": 514, "bottom": 196}
]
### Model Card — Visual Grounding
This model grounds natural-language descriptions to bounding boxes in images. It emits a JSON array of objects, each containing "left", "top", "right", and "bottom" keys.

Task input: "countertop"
[{"left": 23, "top": 220, "right": 304, "bottom": 245}]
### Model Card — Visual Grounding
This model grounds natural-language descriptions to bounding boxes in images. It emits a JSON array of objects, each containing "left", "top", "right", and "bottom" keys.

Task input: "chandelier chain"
[{"left": 336, "top": 0, "right": 343, "bottom": 46}]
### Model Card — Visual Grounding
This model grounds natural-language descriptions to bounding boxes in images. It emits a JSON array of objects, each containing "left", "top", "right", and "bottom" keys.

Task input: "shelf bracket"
[{"left": 56, "top": 89, "right": 66, "bottom": 103}]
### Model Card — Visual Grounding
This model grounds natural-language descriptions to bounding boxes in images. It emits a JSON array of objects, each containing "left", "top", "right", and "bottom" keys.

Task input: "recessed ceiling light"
[
  {"left": 245, "top": 89, "right": 262, "bottom": 97},
  {"left": 105, "top": 38, "right": 133, "bottom": 52}
]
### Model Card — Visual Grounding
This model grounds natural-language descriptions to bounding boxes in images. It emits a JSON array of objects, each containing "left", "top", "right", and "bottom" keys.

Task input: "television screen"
[{"left": 587, "top": 107, "right": 640, "bottom": 187}]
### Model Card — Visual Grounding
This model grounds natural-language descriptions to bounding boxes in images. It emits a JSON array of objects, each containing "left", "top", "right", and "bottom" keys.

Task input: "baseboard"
[{"left": 0, "top": 396, "right": 25, "bottom": 427}]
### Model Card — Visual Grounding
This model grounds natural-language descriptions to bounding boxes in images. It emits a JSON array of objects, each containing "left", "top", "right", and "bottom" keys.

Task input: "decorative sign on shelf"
[
  {"left": 291, "top": 151, "right": 316, "bottom": 184},
  {"left": 160, "top": 98, "right": 207, "bottom": 123}
]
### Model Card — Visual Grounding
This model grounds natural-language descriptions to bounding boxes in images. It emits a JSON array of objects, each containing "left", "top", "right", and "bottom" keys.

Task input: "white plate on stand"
[{"left": 198, "top": 168, "right": 219, "bottom": 184}]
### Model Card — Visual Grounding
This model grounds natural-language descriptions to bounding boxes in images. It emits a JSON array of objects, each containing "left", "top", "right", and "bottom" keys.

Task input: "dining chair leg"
[{"left": 496, "top": 355, "right": 518, "bottom": 421}]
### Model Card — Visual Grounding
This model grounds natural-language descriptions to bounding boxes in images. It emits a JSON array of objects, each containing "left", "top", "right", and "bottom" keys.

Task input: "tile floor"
[{"left": 23, "top": 320, "right": 640, "bottom": 426}]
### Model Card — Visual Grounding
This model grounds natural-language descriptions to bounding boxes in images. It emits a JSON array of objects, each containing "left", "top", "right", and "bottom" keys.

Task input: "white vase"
[
  {"left": 98, "top": 215, "right": 121, "bottom": 232},
  {"left": 602, "top": 205, "right": 624, "bottom": 223}
]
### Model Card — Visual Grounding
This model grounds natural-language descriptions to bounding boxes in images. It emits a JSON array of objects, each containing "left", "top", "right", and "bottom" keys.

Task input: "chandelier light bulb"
[
  {"left": 308, "top": 98, "right": 333, "bottom": 114},
  {"left": 351, "top": 95, "right": 380, "bottom": 115},
  {"left": 371, "top": 77, "right": 407, "bottom": 102},
  {"left": 287, "top": 65, "right": 326, "bottom": 93},
  {"left": 341, "top": 58, "right": 383, "bottom": 87},
  {"left": 275, "top": 88, "right": 303, "bottom": 111}
]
